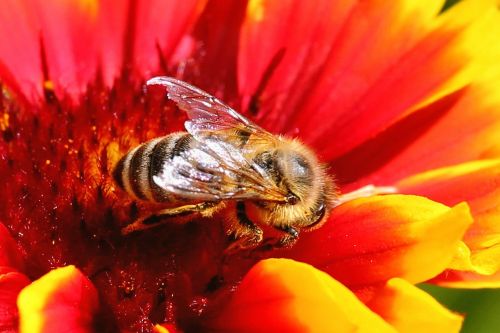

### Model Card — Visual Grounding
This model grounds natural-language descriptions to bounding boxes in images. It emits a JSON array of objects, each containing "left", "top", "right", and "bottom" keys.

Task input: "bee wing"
[
  {"left": 152, "top": 137, "right": 287, "bottom": 202},
  {"left": 146, "top": 76, "right": 272, "bottom": 139},
  {"left": 147, "top": 77, "right": 289, "bottom": 203}
]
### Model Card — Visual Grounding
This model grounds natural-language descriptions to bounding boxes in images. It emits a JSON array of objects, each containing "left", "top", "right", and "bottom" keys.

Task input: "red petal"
[
  {"left": 0, "top": 223, "right": 24, "bottom": 271},
  {"left": 305, "top": 1, "right": 500, "bottom": 161},
  {"left": 17, "top": 265, "right": 99, "bottom": 333},
  {"left": 282, "top": 195, "right": 472, "bottom": 296},
  {"left": 26, "top": 0, "right": 100, "bottom": 99},
  {"left": 0, "top": 267, "right": 30, "bottom": 332},
  {"left": 0, "top": 0, "right": 43, "bottom": 100},
  {"left": 238, "top": 0, "right": 447, "bottom": 135},
  {"left": 130, "top": 0, "right": 207, "bottom": 78},
  {"left": 339, "top": 73, "right": 500, "bottom": 189},
  {"left": 334, "top": 2, "right": 500, "bottom": 187},
  {"left": 238, "top": 0, "right": 356, "bottom": 126},
  {"left": 188, "top": 0, "right": 249, "bottom": 99},
  {"left": 0, "top": 0, "right": 207, "bottom": 100},
  {"left": 95, "top": 0, "right": 128, "bottom": 86}
]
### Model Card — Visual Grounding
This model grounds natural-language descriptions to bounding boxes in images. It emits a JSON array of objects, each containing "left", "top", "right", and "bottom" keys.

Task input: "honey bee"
[{"left": 113, "top": 77, "right": 337, "bottom": 251}]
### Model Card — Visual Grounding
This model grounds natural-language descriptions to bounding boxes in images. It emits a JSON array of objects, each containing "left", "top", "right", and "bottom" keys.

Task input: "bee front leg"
[
  {"left": 224, "top": 202, "right": 263, "bottom": 255},
  {"left": 273, "top": 225, "right": 299, "bottom": 248},
  {"left": 121, "top": 201, "right": 220, "bottom": 235}
]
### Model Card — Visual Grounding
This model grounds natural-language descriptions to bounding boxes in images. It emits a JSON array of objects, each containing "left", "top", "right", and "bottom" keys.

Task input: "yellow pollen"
[
  {"left": 247, "top": 0, "right": 265, "bottom": 22},
  {"left": 153, "top": 325, "right": 171, "bottom": 333},
  {"left": 0, "top": 113, "right": 9, "bottom": 131},
  {"left": 43, "top": 80, "right": 54, "bottom": 91},
  {"left": 71, "top": 0, "right": 98, "bottom": 19},
  {"left": 107, "top": 142, "right": 121, "bottom": 166}
]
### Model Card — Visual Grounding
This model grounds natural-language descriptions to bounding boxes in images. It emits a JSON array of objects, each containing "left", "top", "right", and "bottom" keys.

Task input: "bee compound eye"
[{"left": 286, "top": 193, "right": 299, "bottom": 205}]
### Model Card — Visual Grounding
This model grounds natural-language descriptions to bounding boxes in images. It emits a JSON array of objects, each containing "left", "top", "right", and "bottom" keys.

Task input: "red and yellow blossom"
[{"left": 0, "top": 0, "right": 500, "bottom": 332}]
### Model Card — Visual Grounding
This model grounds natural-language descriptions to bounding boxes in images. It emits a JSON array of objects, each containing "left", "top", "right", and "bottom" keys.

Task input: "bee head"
[
  {"left": 274, "top": 143, "right": 336, "bottom": 230},
  {"left": 275, "top": 149, "right": 316, "bottom": 204},
  {"left": 253, "top": 141, "right": 336, "bottom": 230}
]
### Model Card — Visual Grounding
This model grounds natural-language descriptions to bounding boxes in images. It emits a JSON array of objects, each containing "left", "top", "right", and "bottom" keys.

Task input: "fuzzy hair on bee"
[{"left": 112, "top": 77, "right": 338, "bottom": 251}]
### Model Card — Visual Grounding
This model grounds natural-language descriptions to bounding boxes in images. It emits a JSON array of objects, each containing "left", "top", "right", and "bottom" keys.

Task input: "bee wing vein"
[{"left": 147, "top": 76, "right": 289, "bottom": 203}]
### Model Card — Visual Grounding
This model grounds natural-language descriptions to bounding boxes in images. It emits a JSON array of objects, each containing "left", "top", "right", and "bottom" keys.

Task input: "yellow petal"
[
  {"left": 204, "top": 258, "right": 396, "bottom": 333},
  {"left": 288, "top": 195, "right": 473, "bottom": 290},
  {"left": 367, "top": 278, "right": 463, "bottom": 333},
  {"left": 153, "top": 324, "right": 171, "bottom": 333},
  {"left": 412, "top": 0, "right": 500, "bottom": 110},
  {"left": 17, "top": 265, "right": 98, "bottom": 333},
  {"left": 398, "top": 160, "right": 500, "bottom": 286}
]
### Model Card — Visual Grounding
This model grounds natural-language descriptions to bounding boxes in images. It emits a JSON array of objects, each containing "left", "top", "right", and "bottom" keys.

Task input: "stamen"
[{"left": 336, "top": 185, "right": 398, "bottom": 206}]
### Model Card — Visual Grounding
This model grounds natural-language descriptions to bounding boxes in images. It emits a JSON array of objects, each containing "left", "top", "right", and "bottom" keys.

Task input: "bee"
[{"left": 113, "top": 77, "right": 337, "bottom": 252}]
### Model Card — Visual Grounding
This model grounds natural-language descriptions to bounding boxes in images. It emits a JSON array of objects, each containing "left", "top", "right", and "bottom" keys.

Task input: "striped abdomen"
[{"left": 112, "top": 132, "right": 191, "bottom": 202}]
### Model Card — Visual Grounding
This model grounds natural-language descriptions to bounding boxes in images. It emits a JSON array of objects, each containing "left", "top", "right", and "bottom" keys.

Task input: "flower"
[{"left": 0, "top": 0, "right": 499, "bottom": 332}]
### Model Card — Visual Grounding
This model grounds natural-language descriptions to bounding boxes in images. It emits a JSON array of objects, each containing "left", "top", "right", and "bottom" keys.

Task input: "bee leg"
[
  {"left": 224, "top": 202, "right": 263, "bottom": 255},
  {"left": 273, "top": 225, "right": 299, "bottom": 248},
  {"left": 121, "top": 201, "right": 219, "bottom": 235}
]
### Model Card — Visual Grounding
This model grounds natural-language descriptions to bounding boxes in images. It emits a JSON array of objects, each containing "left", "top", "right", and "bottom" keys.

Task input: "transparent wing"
[
  {"left": 147, "top": 77, "right": 289, "bottom": 203},
  {"left": 146, "top": 76, "right": 273, "bottom": 140},
  {"left": 152, "top": 137, "right": 288, "bottom": 202}
]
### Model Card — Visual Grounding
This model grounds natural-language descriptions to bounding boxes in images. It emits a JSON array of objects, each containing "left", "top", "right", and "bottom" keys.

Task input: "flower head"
[{"left": 0, "top": 0, "right": 500, "bottom": 332}]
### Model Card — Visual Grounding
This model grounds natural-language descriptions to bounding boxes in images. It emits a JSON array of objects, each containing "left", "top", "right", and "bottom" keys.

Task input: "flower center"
[{"left": 0, "top": 80, "right": 259, "bottom": 331}]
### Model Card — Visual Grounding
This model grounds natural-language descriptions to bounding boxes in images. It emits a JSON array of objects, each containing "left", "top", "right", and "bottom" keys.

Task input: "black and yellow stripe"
[
  {"left": 112, "top": 133, "right": 191, "bottom": 203},
  {"left": 149, "top": 133, "right": 191, "bottom": 202}
]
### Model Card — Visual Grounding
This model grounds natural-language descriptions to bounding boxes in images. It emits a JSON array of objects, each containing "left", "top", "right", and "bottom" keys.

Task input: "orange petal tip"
[
  {"left": 153, "top": 324, "right": 169, "bottom": 333},
  {"left": 153, "top": 323, "right": 181, "bottom": 333},
  {"left": 398, "top": 160, "right": 500, "bottom": 286},
  {"left": 17, "top": 265, "right": 99, "bottom": 333},
  {"left": 368, "top": 278, "right": 463, "bottom": 333},
  {"left": 205, "top": 258, "right": 396, "bottom": 333},
  {"left": 289, "top": 195, "right": 473, "bottom": 289}
]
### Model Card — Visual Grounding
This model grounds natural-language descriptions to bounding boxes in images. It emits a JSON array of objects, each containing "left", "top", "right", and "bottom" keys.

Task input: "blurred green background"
[{"left": 420, "top": 284, "right": 500, "bottom": 332}]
